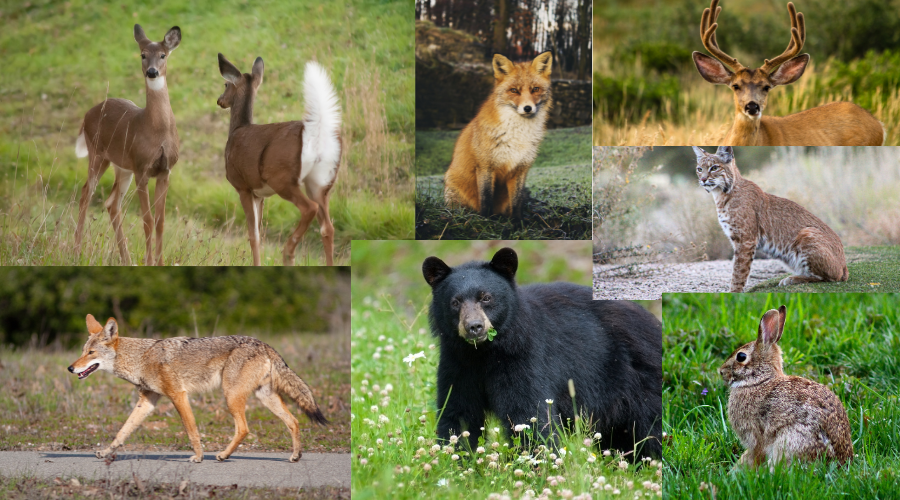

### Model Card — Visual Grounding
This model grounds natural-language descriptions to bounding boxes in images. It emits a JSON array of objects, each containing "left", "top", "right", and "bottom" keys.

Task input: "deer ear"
[
  {"left": 164, "top": 26, "right": 181, "bottom": 52},
  {"left": 492, "top": 54, "right": 514, "bottom": 82},
  {"left": 134, "top": 24, "right": 149, "bottom": 45},
  {"left": 251, "top": 57, "right": 264, "bottom": 89},
  {"left": 85, "top": 314, "right": 103, "bottom": 335},
  {"left": 769, "top": 54, "right": 809, "bottom": 86},
  {"left": 531, "top": 51, "right": 553, "bottom": 77},
  {"left": 693, "top": 52, "right": 733, "bottom": 85},
  {"left": 218, "top": 53, "right": 242, "bottom": 83}
]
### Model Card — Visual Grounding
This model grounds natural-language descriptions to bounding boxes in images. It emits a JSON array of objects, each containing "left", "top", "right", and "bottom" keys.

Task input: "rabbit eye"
[{"left": 736, "top": 352, "right": 747, "bottom": 362}]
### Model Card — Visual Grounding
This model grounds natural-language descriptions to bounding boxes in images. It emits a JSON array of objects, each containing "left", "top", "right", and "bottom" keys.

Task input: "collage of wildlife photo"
[{"left": 0, "top": 0, "right": 898, "bottom": 499}]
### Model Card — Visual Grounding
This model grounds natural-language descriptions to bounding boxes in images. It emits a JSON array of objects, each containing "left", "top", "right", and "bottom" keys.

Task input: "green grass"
[
  {"left": 350, "top": 240, "right": 660, "bottom": 499},
  {"left": 0, "top": 0, "right": 413, "bottom": 265},
  {"left": 663, "top": 293, "right": 900, "bottom": 499},
  {"left": 0, "top": 332, "right": 349, "bottom": 454},
  {"left": 749, "top": 246, "right": 900, "bottom": 293}
]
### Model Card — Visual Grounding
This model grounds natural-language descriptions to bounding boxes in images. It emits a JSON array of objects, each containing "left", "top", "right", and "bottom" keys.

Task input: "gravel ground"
[{"left": 593, "top": 259, "right": 790, "bottom": 300}]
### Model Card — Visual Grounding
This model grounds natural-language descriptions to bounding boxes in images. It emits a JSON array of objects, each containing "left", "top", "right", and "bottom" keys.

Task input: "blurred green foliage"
[
  {"left": 0, "top": 268, "right": 349, "bottom": 347},
  {"left": 594, "top": 74, "right": 682, "bottom": 121}
]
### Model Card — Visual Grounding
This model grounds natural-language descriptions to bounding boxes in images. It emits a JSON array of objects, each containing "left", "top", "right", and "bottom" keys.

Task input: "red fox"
[{"left": 443, "top": 52, "right": 553, "bottom": 218}]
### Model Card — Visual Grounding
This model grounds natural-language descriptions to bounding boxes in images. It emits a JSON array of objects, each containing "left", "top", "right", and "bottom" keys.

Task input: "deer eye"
[
  {"left": 736, "top": 352, "right": 747, "bottom": 362},
  {"left": 141, "top": 54, "right": 146, "bottom": 59},
  {"left": 732, "top": 84, "right": 740, "bottom": 90},
  {"left": 161, "top": 54, "right": 166, "bottom": 59},
  {"left": 762, "top": 85, "right": 771, "bottom": 92}
]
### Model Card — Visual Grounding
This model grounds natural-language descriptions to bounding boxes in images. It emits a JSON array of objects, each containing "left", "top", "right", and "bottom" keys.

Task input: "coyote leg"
[
  {"left": 256, "top": 385, "right": 303, "bottom": 462},
  {"left": 97, "top": 390, "right": 160, "bottom": 459},
  {"left": 170, "top": 391, "right": 204, "bottom": 462}
]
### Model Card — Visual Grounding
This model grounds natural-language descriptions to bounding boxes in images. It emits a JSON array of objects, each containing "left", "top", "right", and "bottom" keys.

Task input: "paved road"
[{"left": 0, "top": 451, "right": 350, "bottom": 488}]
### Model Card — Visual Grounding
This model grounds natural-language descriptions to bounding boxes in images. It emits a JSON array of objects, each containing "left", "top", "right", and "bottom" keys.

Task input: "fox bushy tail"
[
  {"left": 301, "top": 61, "right": 341, "bottom": 166},
  {"left": 268, "top": 347, "right": 328, "bottom": 425}
]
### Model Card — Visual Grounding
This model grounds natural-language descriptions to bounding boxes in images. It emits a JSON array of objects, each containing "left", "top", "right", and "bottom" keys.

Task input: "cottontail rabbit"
[{"left": 718, "top": 305, "right": 853, "bottom": 468}]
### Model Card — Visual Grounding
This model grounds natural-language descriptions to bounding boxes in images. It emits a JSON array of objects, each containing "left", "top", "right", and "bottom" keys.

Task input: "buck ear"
[
  {"left": 218, "top": 53, "right": 242, "bottom": 83},
  {"left": 164, "top": 26, "right": 181, "bottom": 52},
  {"left": 85, "top": 314, "right": 103, "bottom": 335},
  {"left": 691, "top": 146, "right": 707, "bottom": 160},
  {"left": 693, "top": 52, "right": 733, "bottom": 85},
  {"left": 757, "top": 305, "right": 786, "bottom": 346},
  {"left": 134, "top": 24, "right": 149, "bottom": 45},
  {"left": 423, "top": 257, "right": 452, "bottom": 288},
  {"left": 98, "top": 318, "right": 119, "bottom": 344},
  {"left": 531, "top": 51, "right": 553, "bottom": 77},
  {"left": 492, "top": 54, "right": 514, "bottom": 82},
  {"left": 489, "top": 247, "right": 518, "bottom": 281},
  {"left": 251, "top": 57, "right": 264, "bottom": 89},
  {"left": 716, "top": 146, "right": 734, "bottom": 163},
  {"left": 769, "top": 54, "right": 809, "bottom": 86}
]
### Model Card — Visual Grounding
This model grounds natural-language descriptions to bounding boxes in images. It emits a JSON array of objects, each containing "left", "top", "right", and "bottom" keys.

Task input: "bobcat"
[{"left": 693, "top": 146, "right": 848, "bottom": 292}]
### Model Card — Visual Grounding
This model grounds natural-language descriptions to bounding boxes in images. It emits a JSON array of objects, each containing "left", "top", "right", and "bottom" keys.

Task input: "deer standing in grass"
[
  {"left": 216, "top": 54, "right": 341, "bottom": 266},
  {"left": 693, "top": 0, "right": 884, "bottom": 146},
  {"left": 74, "top": 25, "right": 181, "bottom": 265}
]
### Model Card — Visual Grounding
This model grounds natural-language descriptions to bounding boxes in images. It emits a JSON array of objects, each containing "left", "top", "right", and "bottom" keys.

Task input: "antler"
[
  {"left": 699, "top": 0, "right": 745, "bottom": 72},
  {"left": 760, "top": 2, "right": 806, "bottom": 73}
]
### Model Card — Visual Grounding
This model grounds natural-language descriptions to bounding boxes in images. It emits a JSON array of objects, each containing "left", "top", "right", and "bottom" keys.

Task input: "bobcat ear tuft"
[
  {"left": 716, "top": 146, "right": 734, "bottom": 163},
  {"left": 691, "top": 146, "right": 707, "bottom": 159}
]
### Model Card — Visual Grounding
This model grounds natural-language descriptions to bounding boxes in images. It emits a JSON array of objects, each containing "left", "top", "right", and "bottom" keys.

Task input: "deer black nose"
[
  {"left": 146, "top": 68, "right": 159, "bottom": 78},
  {"left": 745, "top": 102, "right": 760, "bottom": 115},
  {"left": 67, "top": 365, "right": 74, "bottom": 373},
  {"left": 466, "top": 321, "right": 484, "bottom": 337},
  {"left": 523, "top": 105, "right": 533, "bottom": 113}
]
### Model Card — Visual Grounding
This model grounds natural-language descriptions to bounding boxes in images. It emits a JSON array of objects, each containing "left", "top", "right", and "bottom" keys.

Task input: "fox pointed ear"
[
  {"left": 423, "top": 257, "right": 452, "bottom": 288},
  {"left": 492, "top": 54, "right": 514, "bottom": 82},
  {"left": 86, "top": 314, "right": 103, "bottom": 335},
  {"left": 251, "top": 57, "right": 264, "bottom": 89},
  {"left": 757, "top": 306, "right": 786, "bottom": 346},
  {"left": 531, "top": 51, "right": 553, "bottom": 77},
  {"left": 490, "top": 247, "right": 518, "bottom": 281},
  {"left": 100, "top": 318, "right": 119, "bottom": 343},
  {"left": 218, "top": 53, "right": 241, "bottom": 83}
]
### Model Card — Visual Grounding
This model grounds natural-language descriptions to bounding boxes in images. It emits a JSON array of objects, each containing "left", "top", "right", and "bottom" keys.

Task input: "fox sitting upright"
[
  {"left": 68, "top": 314, "right": 327, "bottom": 463},
  {"left": 443, "top": 52, "right": 553, "bottom": 218}
]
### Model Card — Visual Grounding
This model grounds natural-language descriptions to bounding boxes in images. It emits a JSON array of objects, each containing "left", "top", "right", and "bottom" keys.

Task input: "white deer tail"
[
  {"left": 301, "top": 61, "right": 342, "bottom": 170},
  {"left": 75, "top": 125, "right": 88, "bottom": 158}
]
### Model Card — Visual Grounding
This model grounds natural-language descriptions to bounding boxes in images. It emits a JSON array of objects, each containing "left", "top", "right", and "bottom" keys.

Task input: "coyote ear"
[
  {"left": 531, "top": 51, "right": 553, "bottom": 77},
  {"left": 757, "top": 306, "right": 786, "bottom": 346},
  {"left": 86, "top": 314, "right": 103, "bottom": 335},
  {"left": 423, "top": 257, "right": 452, "bottom": 288},
  {"left": 218, "top": 53, "right": 242, "bottom": 83},
  {"left": 492, "top": 54, "right": 514, "bottom": 82},
  {"left": 100, "top": 318, "right": 119, "bottom": 343},
  {"left": 251, "top": 57, "right": 264, "bottom": 89},
  {"left": 490, "top": 247, "right": 518, "bottom": 281}
]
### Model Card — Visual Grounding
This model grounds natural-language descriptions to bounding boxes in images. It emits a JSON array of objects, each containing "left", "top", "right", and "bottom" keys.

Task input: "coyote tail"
[{"left": 269, "top": 347, "right": 328, "bottom": 425}]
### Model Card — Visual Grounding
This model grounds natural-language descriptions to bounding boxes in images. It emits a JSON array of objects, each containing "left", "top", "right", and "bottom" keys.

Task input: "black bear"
[{"left": 422, "top": 247, "right": 662, "bottom": 458}]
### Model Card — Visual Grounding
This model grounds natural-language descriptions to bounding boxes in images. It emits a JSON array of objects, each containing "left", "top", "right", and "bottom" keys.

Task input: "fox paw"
[{"left": 189, "top": 455, "right": 203, "bottom": 463}]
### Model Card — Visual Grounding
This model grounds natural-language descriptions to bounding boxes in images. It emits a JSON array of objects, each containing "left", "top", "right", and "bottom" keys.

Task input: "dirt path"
[
  {"left": 0, "top": 451, "right": 349, "bottom": 488},
  {"left": 593, "top": 259, "right": 789, "bottom": 300}
]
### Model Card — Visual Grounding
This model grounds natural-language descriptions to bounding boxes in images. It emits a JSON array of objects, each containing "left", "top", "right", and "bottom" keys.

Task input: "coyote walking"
[{"left": 68, "top": 314, "right": 327, "bottom": 463}]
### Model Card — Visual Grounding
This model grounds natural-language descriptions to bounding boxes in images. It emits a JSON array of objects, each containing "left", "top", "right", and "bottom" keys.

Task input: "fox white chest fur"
[{"left": 483, "top": 105, "right": 547, "bottom": 169}]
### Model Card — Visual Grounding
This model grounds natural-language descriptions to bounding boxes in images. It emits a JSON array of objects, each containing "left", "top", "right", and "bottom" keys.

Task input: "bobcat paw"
[
  {"left": 189, "top": 455, "right": 203, "bottom": 463},
  {"left": 290, "top": 452, "right": 302, "bottom": 463},
  {"left": 778, "top": 276, "right": 796, "bottom": 286}
]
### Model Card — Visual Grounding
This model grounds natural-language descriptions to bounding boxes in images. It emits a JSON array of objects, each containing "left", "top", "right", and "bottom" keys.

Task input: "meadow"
[
  {"left": 415, "top": 126, "right": 591, "bottom": 240},
  {"left": 0, "top": 0, "right": 414, "bottom": 265},
  {"left": 350, "top": 240, "right": 662, "bottom": 499},
  {"left": 593, "top": 0, "right": 900, "bottom": 145},
  {"left": 662, "top": 293, "right": 900, "bottom": 498}
]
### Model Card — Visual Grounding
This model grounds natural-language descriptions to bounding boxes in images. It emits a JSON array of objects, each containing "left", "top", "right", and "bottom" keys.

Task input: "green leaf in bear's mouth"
[{"left": 486, "top": 328, "right": 497, "bottom": 341}]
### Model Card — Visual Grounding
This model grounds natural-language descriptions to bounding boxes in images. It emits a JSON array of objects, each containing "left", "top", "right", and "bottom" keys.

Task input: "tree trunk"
[
  {"left": 577, "top": 0, "right": 590, "bottom": 80},
  {"left": 493, "top": 0, "right": 508, "bottom": 54}
]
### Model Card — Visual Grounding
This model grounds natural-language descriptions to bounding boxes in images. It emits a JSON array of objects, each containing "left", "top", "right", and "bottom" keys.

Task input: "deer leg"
[
  {"left": 275, "top": 183, "right": 318, "bottom": 266},
  {"left": 152, "top": 171, "right": 169, "bottom": 266},
  {"left": 305, "top": 181, "right": 335, "bottom": 266},
  {"left": 75, "top": 156, "right": 110, "bottom": 258},
  {"left": 237, "top": 190, "right": 262, "bottom": 266},
  {"left": 135, "top": 175, "right": 154, "bottom": 266},
  {"left": 104, "top": 167, "right": 134, "bottom": 266}
]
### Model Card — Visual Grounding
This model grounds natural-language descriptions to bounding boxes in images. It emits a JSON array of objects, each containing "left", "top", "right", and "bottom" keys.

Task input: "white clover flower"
[
  {"left": 384, "top": 345, "right": 394, "bottom": 352},
  {"left": 451, "top": 454, "right": 460, "bottom": 461},
  {"left": 583, "top": 438, "right": 592, "bottom": 447},
  {"left": 555, "top": 458, "right": 563, "bottom": 466},
  {"left": 514, "top": 469, "right": 524, "bottom": 477},
  {"left": 360, "top": 458, "right": 368, "bottom": 465},
  {"left": 530, "top": 417, "right": 537, "bottom": 423},
  {"left": 594, "top": 432, "right": 602, "bottom": 440},
  {"left": 587, "top": 454, "right": 596, "bottom": 463},
  {"left": 603, "top": 450, "right": 612, "bottom": 457},
  {"left": 514, "top": 424, "right": 530, "bottom": 432},
  {"left": 431, "top": 444, "right": 441, "bottom": 452},
  {"left": 462, "top": 431, "right": 470, "bottom": 438},
  {"left": 545, "top": 399, "right": 554, "bottom": 404},
  {"left": 376, "top": 438, "right": 383, "bottom": 446},
  {"left": 449, "top": 435, "right": 459, "bottom": 444},
  {"left": 418, "top": 436, "right": 425, "bottom": 444},
  {"left": 370, "top": 405, "right": 378, "bottom": 412},
  {"left": 437, "top": 478, "right": 448, "bottom": 487},
  {"left": 403, "top": 351, "right": 426, "bottom": 366},
  {"left": 378, "top": 414, "right": 390, "bottom": 424},
  {"left": 618, "top": 460, "right": 628, "bottom": 470},
  {"left": 477, "top": 446, "right": 486, "bottom": 454},
  {"left": 372, "top": 352, "right": 381, "bottom": 360},
  {"left": 385, "top": 383, "right": 394, "bottom": 392}
]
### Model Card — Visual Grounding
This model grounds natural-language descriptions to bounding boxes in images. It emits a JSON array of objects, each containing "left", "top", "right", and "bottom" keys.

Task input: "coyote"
[{"left": 68, "top": 314, "right": 327, "bottom": 463}]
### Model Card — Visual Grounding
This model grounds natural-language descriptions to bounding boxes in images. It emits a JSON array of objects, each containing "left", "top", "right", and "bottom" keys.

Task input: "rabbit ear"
[{"left": 757, "top": 306, "right": 787, "bottom": 345}]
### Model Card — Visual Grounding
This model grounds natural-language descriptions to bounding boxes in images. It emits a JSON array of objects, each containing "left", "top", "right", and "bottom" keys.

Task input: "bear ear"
[
  {"left": 423, "top": 256, "right": 452, "bottom": 288},
  {"left": 490, "top": 247, "right": 518, "bottom": 280}
]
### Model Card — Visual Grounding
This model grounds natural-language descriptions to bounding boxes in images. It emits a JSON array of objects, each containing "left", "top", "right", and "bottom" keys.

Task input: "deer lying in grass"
[
  {"left": 74, "top": 25, "right": 181, "bottom": 265},
  {"left": 692, "top": 0, "right": 885, "bottom": 146},
  {"left": 216, "top": 54, "right": 341, "bottom": 266}
]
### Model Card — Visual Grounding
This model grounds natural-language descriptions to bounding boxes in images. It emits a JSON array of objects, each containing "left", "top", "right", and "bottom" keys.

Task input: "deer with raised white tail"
[
  {"left": 74, "top": 24, "right": 181, "bottom": 266},
  {"left": 216, "top": 53, "right": 341, "bottom": 266},
  {"left": 692, "top": 0, "right": 885, "bottom": 146}
]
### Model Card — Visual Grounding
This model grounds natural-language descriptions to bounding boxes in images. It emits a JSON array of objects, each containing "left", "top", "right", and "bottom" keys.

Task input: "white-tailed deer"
[
  {"left": 216, "top": 54, "right": 341, "bottom": 266},
  {"left": 74, "top": 25, "right": 181, "bottom": 265},
  {"left": 692, "top": 0, "right": 885, "bottom": 146}
]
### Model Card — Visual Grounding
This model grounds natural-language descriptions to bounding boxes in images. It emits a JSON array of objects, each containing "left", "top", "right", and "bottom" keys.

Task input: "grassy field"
[
  {"left": 663, "top": 293, "right": 900, "bottom": 499},
  {"left": 0, "top": 0, "right": 413, "bottom": 265},
  {"left": 350, "top": 241, "right": 663, "bottom": 499},
  {"left": 0, "top": 332, "right": 349, "bottom": 455},
  {"left": 415, "top": 126, "right": 591, "bottom": 240},
  {"left": 749, "top": 246, "right": 900, "bottom": 293}
]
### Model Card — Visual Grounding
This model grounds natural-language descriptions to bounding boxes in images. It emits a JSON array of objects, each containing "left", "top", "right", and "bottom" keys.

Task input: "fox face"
[
  {"left": 492, "top": 52, "right": 553, "bottom": 118},
  {"left": 68, "top": 314, "right": 119, "bottom": 380}
]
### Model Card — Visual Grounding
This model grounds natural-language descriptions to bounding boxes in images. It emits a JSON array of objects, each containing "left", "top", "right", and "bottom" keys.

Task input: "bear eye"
[
  {"left": 451, "top": 298, "right": 460, "bottom": 309},
  {"left": 736, "top": 352, "right": 747, "bottom": 362},
  {"left": 481, "top": 294, "right": 492, "bottom": 304}
]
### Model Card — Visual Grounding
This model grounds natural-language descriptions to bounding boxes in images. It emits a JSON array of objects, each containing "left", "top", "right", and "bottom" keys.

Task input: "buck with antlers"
[
  {"left": 216, "top": 54, "right": 341, "bottom": 266},
  {"left": 692, "top": 0, "right": 884, "bottom": 146},
  {"left": 74, "top": 25, "right": 181, "bottom": 265}
]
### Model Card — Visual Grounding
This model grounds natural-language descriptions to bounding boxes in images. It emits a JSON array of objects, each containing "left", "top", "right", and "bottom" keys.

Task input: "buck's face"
[{"left": 134, "top": 25, "right": 181, "bottom": 91}]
